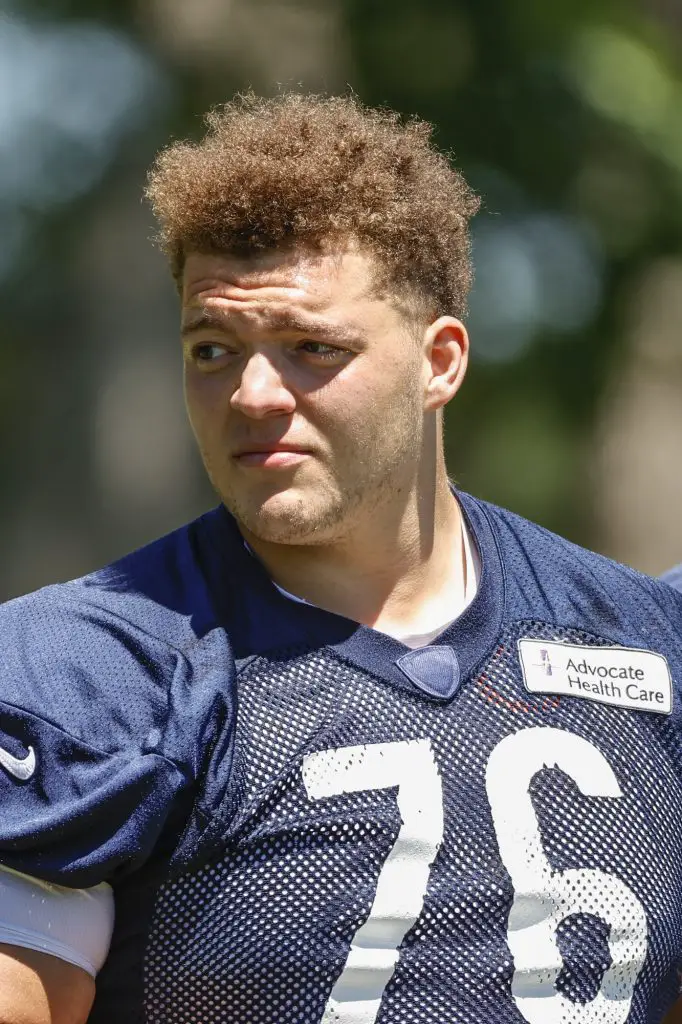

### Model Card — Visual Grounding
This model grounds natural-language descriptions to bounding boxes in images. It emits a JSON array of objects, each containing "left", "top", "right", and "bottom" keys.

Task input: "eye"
[
  {"left": 193, "top": 343, "right": 230, "bottom": 363},
  {"left": 298, "top": 340, "right": 347, "bottom": 361}
]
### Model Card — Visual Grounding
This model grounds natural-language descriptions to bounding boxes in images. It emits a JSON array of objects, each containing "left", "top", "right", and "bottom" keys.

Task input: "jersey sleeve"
[{"left": 0, "top": 586, "right": 201, "bottom": 889}]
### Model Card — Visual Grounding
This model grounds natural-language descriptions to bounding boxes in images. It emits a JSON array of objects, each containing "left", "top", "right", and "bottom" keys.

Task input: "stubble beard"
[
  {"left": 218, "top": 462, "right": 383, "bottom": 546},
  {"left": 212, "top": 411, "right": 423, "bottom": 547}
]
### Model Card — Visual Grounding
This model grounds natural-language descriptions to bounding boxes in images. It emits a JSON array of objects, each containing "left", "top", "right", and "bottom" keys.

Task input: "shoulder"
[
  {"left": 0, "top": 509, "right": 241, "bottom": 885},
  {"left": 465, "top": 493, "right": 682, "bottom": 642},
  {"left": 0, "top": 506, "right": 238, "bottom": 770},
  {"left": 76, "top": 505, "right": 228, "bottom": 646}
]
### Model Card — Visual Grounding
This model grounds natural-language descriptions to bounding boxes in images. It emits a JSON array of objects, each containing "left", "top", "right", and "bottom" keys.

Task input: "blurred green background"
[{"left": 1, "top": 0, "right": 681, "bottom": 600}]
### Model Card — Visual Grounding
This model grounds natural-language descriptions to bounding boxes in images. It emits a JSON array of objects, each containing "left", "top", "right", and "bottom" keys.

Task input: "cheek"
[
  {"left": 310, "top": 367, "right": 414, "bottom": 456},
  {"left": 305, "top": 377, "right": 372, "bottom": 441},
  {"left": 183, "top": 372, "right": 227, "bottom": 438},
  {"left": 338, "top": 354, "right": 421, "bottom": 417}
]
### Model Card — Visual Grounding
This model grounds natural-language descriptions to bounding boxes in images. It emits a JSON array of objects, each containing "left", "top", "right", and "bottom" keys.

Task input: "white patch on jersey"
[
  {"left": 518, "top": 638, "right": 672, "bottom": 714},
  {"left": 486, "top": 727, "right": 648, "bottom": 1024},
  {"left": 302, "top": 739, "right": 444, "bottom": 1024}
]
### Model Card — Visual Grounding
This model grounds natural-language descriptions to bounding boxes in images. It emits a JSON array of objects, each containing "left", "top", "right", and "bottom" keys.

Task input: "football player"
[
  {"left": 1, "top": 93, "right": 682, "bottom": 1024},
  {"left": 661, "top": 565, "right": 682, "bottom": 592}
]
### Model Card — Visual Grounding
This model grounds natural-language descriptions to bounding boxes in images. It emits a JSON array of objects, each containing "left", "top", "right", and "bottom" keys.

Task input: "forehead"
[{"left": 182, "top": 247, "right": 376, "bottom": 315}]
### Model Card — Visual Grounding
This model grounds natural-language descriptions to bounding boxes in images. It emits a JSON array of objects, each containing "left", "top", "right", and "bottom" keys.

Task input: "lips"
[{"left": 232, "top": 443, "right": 312, "bottom": 468}]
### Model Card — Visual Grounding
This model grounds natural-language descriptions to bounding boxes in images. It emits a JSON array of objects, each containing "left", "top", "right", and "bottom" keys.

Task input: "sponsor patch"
[{"left": 518, "top": 638, "right": 672, "bottom": 715}]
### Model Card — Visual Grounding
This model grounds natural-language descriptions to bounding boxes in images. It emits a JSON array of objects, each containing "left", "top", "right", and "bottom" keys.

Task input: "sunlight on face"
[{"left": 181, "top": 244, "right": 429, "bottom": 545}]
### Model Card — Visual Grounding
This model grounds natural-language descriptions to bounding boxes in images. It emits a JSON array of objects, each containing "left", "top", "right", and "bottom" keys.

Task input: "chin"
[{"left": 226, "top": 487, "right": 336, "bottom": 545}]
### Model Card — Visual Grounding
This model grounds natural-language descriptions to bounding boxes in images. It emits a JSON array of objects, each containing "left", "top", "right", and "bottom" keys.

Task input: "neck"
[{"left": 240, "top": 462, "right": 465, "bottom": 634}]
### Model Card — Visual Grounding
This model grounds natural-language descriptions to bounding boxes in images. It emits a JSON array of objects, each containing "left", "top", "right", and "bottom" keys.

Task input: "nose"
[{"left": 230, "top": 351, "right": 296, "bottom": 419}]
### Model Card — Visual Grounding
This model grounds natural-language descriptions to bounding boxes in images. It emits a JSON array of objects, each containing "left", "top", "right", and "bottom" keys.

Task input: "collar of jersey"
[
  {"left": 245, "top": 508, "right": 480, "bottom": 645},
  {"left": 203, "top": 490, "right": 506, "bottom": 703}
]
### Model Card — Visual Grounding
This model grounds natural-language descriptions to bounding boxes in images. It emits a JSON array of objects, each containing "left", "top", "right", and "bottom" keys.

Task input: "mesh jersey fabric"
[
  {"left": 137, "top": 619, "right": 682, "bottom": 1024},
  {"left": 2, "top": 492, "right": 682, "bottom": 1022},
  {"left": 94, "top": 492, "right": 682, "bottom": 1023}
]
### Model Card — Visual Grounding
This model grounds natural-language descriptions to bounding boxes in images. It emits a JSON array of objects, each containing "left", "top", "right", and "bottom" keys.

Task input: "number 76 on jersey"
[{"left": 302, "top": 730, "right": 648, "bottom": 1024}]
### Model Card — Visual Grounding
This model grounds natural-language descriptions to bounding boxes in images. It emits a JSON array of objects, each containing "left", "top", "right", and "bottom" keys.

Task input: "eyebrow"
[{"left": 180, "top": 308, "right": 360, "bottom": 344}]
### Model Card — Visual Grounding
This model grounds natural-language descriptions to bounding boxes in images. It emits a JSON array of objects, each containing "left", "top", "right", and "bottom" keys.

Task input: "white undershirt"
[
  {"left": 272, "top": 515, "right": 481, "bottom": 648},
  {"left": 396, "top": 517, "right": 480, "bottom": 647}
]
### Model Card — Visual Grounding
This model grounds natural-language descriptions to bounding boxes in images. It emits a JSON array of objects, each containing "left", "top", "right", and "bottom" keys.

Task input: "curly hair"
[{"left": 146, "top": 92, "right": 480, "bottom": 319}]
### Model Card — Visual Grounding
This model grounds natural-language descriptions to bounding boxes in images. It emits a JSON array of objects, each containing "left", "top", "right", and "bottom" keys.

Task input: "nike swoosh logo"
[{"left": 0, "top": 744, "right": 36, "bottom": 781}]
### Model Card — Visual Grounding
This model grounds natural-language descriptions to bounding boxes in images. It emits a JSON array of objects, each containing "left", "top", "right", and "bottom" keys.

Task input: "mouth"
[{"left": 232, "top": 445, "right": 313, "bottom": 469}]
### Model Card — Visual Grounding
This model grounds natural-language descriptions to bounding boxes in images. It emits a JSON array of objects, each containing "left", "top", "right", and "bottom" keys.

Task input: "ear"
[{"left": 422, "top": 316, "right": 469, "bottom": 411}]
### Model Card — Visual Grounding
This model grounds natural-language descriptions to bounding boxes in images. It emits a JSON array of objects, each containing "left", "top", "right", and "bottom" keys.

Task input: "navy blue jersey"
[
  {"left": 2, "top": 493, "right": 682, "bottom": 1024},
  {"left": 662, "top": 564, "right": 682, "bottom": 592}
]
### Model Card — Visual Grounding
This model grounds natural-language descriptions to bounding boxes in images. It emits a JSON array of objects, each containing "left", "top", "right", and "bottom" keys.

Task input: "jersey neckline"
[{"left": 202, "top": 491, "right": 506, "bottom": 702}]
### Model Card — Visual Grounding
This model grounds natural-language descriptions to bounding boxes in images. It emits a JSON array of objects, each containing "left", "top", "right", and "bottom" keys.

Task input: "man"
[
  {"left": 662, "top": 565, "right": 682, "bottom": 592},
  {"left": 1, "top": 92, "right": 682, "bottom": 1024}
]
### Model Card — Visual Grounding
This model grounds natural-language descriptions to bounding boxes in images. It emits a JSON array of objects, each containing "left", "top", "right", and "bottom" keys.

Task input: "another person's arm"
[
  {"left": 660, "top": 563, "right": 682, "bottom": 591},
  {"left": 655, "top": 563, "right": 681, "bottom": 1022},
  {"left": 663, "top": 998, "right": 682, "bottom": 1024}
]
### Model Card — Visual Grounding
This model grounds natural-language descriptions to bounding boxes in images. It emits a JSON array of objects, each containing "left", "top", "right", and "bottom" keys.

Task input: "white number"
[
  {"left": 302, "top": 740, "right": 443, "bottom": 1024},
  {"left": 485, "top": 727, "right": 648, "bottom": 1024}
]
